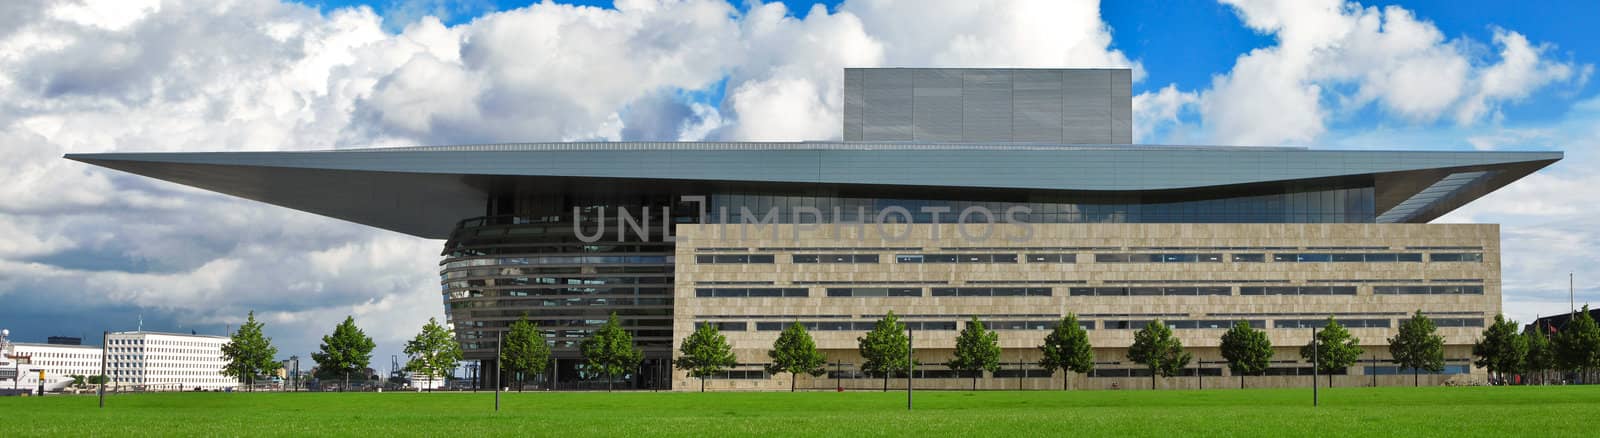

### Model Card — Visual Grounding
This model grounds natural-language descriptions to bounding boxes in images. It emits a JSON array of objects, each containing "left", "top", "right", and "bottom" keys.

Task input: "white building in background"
[
  {"left": 106, "top": 331, "right": 235, "bottom": 391},
  {"left": 2, "top": 329, "right": 103, "bottom": 392},
  {"left": 9, "top": 343, "right": 104, "bottom": 391}
]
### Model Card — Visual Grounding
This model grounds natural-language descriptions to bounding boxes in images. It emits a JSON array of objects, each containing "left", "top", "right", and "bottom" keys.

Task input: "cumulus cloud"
[
  {"left": 0, "top": 0, "right": 1144, "bottom": 364},
  {"left": 1134, "top": 0, "right": 1587, "bottom": 146}
]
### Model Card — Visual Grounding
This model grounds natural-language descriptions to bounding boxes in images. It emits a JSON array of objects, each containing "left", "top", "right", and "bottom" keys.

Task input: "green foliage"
[
  {"left": 1127, "top": 320, "right": 1191, "bottom": 388},
  {"left": 1553, "top": 305, "right": 1600, "bottom": 373},
  {"left": 220, "top": 311, "right": 281, "bottom": 390},
  {"left": 1389, "top": 310, "right": 1445, "bottom": 385},
  {"left": 1523, "top": 323, "right": 1556, "bottom": 380},
  {"left": 675, "top": 322, "right": 738, "bottom": 392},
  {"left": 86, "top": 375, "right": 108, "bottom": 385},
  {"left": 404, "top": 317, "right": 463, "bottom": 390},
  {"left": 1036, "top": 314, "right": 1094, "bottom": 390},
  {"left": 1219, "top": 320, "right": 1273, "bottom": 387},
  {"left": 501, "top": 316, "right": 552, "bottom": 390},
  {"left": 765, "top": 322, "right": 827, "bottom": 392},
  {"left": 1472, "top": 314, "right": 1527, "bottom": 381},
  {"left": 67, "top": 374, "right": 86, "bottom": 388},
  {"left": 857, "top": 311, "right": 910, "bottom": 390},
  {"left": 1298, "top": 317, "right": 1363, "bottom": 386},
  {"left": 947, "top": 317, "right": 1001, "bottom": 390},
  {"left": 579, "top": 313, "right": 643, "bottom": 391},
  {"left": 311, "top": 315, "right": 376, "bottom": 390}
]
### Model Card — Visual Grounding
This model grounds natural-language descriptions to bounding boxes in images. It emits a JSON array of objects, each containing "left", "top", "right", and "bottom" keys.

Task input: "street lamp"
[{"left": 289, "top": 355, "right": 299, "bottom": 392}]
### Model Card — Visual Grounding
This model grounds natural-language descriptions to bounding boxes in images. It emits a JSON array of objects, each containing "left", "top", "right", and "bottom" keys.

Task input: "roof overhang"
[{"left": 65, "top": 143, "right": 1562, "bottom": 239}]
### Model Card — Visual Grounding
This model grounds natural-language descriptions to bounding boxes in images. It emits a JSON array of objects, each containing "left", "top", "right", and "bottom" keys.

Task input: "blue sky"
[{"left": 2, "top": 0, "right": 1598, "bottom": 373}]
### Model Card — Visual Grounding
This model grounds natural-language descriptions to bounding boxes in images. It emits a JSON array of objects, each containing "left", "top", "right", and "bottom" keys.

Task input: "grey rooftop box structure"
[{"left": 843, "top": 68, "right": 1133, "bottom": 143}]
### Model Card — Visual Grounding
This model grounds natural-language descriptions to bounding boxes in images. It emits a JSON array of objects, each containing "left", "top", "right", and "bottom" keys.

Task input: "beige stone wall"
[{"left": 672, "top": 223, "right": 1498, "bottom": 391}]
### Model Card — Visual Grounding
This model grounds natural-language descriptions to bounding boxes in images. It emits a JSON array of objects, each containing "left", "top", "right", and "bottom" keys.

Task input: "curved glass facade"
[{"left": 440, "top": 214, "right": 677, "bottom": 390}]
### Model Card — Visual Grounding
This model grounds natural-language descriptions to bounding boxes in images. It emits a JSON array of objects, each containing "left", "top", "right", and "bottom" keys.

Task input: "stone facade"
[{"left": 672, "top": 223, "right": 1496, "bottom": 391}]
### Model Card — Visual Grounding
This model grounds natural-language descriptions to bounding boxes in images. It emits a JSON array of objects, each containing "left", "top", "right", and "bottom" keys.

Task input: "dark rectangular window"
[
  {"left": 1232, "top": 253, "right": 1265, "bottom": 262},
  {"left": 826, "top": 287, "right": 921, "bottom": 297},
  {"left": 1397, "top": 253, "right": 1423, "bottom": 262},
  {"left": 1297, "top": 253, "right": 1331, "bottom": 262},
  {"left": 1430, "top": 253, "right": 1483, "bottom": 262},
  {"left": 1331, "top": 253, "right": 1365, "bottom": 262},
  {"left": 1364, "top": 253, "right": 1397, "bottom": 262},
  {"left": 699, "top": 254, "right": 776, "bottom": 264},
  {"left": 792, "top": 254, "right": 819, "bottom": 263},
  {"left": 1027, "top": 254, "right": 1077, "bottom": 263}
]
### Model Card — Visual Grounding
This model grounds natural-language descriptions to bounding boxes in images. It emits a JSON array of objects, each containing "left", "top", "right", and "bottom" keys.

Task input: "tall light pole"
[
  {"left": 905, "top": 327, "right": 913, "bottom": 411},
  {"left": 99, "top": 331, "right": 107, "bottom": 408},
  {"left": 494, "top": 335, "right": 501, "bottom": 412},
  {"left": 1311, "top": 326, "right": 1319, "bottom": 407}
]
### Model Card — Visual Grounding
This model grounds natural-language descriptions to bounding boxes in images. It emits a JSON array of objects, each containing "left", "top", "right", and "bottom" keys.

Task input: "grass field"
[{"left": 4, "top": 386, "right": 1597, "bottom": 436}]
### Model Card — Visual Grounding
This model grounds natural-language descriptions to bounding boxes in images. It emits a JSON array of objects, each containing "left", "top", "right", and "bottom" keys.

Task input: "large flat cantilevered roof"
[{"left": 66, "top": 143, "right": 1561, "bottom": 238}]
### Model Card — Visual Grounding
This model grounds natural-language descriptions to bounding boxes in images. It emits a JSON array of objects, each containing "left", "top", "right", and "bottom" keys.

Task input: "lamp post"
[
  {"left": 289, "top": 356, "right": 299, "bottom": 392},
  {"left": 1311, "top": 326, "right": 1319, "bottom": 407},
  {"left": 99, "top": 331, "right": 107, "bottom": 408},
  {"left": 905, "top": 327, "right": 913, "bottom": 411}
]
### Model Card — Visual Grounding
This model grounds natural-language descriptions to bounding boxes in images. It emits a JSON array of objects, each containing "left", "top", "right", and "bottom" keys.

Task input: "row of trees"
[
  {"left": 1471, "top": 305, "right": 1600, "bottom": 385},
  {"left": 675, "top": 308, "right": 1592, "bottom": 391},
  {"left": 219, "top": 312, "right": 463, "bottom": 391}
]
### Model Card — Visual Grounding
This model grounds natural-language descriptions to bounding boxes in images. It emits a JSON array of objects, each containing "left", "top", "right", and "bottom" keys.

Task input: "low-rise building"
[{"left": 106, "top": 331, "right": 234, "bottom": 391}]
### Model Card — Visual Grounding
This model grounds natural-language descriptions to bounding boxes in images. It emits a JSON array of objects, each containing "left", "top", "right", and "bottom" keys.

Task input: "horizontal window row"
[
  {"left": 1095, "top": 253, "right": 1223, "bottom": 263},
  {"left": 1069, "top": 287, "right": 1232, "bottom": 297},
  {"left": 445, "top": 276, "right": 673, "bottom": 288},
  {"left": 825, "top": 288, "right": 921, "bottom": 297},
  {"left": 447, "top": 288, "right": 673, "bottom": 299},
  {"left": 694, "top": 288, "right": 809, "bottom": 298},
  {"left": 1240, "top": 286, "right": 1358, "bottom": 296},
  {"left": 1271, "top": 253, "right": 1422, "bottom": 263},
  {"left": 449, "top": 297, "right": 672, "bottom": 308},
  {"left": 896, "top": 254, "right": 1018, "bottom": 263},
  {"left": 1373, "top": 286, "right": 1485, "bottom": 295},
  {"left": 1273, "top": 319, "right": 1392, "bottom": 329},
  {"left": 1025, "top": 254, "right": 1077, "bottom": 263},
  {"left": 694, "top": 254, "right": 776, "bottom": 264},
  {"left": 931, "top": 287, "right": 1052, "bottom": 297},
  {"left": 1102, "top": 320, "right": 1264, "bottom": 330},
  {"left": 1429, "top": 253, "right": 1484, "bottom": 262},
  {"left": 695, "top": 318, "right": 1495, "bottom": 332},
  {"left": 1433, "top": 318, "right": 1487, "bottom": 327},
  {"left": 792, "top": 254, "right": 880, "bottom": 264},
  {"left": 443, "top": 256, "right": 673, "bottom": 269},
  {"left": 681, "top": 285, "right": 1477, "bottom": 299},
  {"left": 754, "top": 321, "right": 957, "bottom": 331}
]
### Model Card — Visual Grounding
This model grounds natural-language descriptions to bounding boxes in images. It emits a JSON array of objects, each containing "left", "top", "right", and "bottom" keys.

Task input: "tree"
[
  {"left": 676, "top": 322, "right": 737, "bottom": 392},
  {"left": 86, "top": 375, "right": 108, "bottom": 385},
  {"left": 1298, "top": 317, "right": 1362, "bottom": 387},
  {"left": 501, "top": 316, "right": 552, "bottom": 391},
  {"left": 1037, "top": 314, "right": 1094, "bottom": 390},
  {"left": 1127, "top": 320, "right": 1192, "bottom": 390},
  {"left": 404, "top": 317, "right": 463, "bottom": 392},
  {"left": 1219, "top": 320, "right": 1273, "bottom": 389},
  {"left": 220, "top": 311, "right": 280, "bottom": 391},
  {"left": 1553, "top": 305, "right": 1600, "bottom": 383},
  {"left": 311, "top": 316, "right": 376, "bottom": 392},
  {"left": 947, "top": 317, "right": 1001, "bottom": 391},
  {"left": 1472, "top": 314, "right": 1527, "bottom": 385},
  {"left": 766, "top": 322, "right": 827, "bottom": 392},
  {"left": 579, "top": 313, "right": 643, "bottom": 392},
  {"left": 1523, "top": 323, "right": 1556, "bottom": 385},
  {"left": 67, "top": 374, "right": 87, "bottom": 389},
  {"left": 857, "top": 311, "right": 910, "bottom": 392},
  {"left": 1389, "top": 310, "right": 1445, "bottom": 386}
]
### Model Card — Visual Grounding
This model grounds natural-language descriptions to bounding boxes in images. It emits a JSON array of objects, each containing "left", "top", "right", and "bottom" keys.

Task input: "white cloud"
[{"left": 1136, "top": 0, "right": 1587, "bottom": 146}]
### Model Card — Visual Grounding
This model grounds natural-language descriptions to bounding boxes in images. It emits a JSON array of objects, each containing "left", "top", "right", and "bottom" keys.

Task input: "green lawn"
[{"left": 3, "top": 386, "right": 1595, "bottom": 436}]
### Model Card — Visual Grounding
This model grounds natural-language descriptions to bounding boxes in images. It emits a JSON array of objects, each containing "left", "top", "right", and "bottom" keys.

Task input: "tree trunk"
[
  {"left": 344, "top": 371, "right": 349, "bottom": 393},
  {"left": 1413, "top": 369, "right": 1419, "bottom": 387},
  {"left": 1328, "top": 372, "right": 1333, "bottom": 388},
  {"left": 1151, "top": 371, "right": 1156, "bottom": 390},
  {"left": 1062, "top": 372, "right": 1069, "bottom": 391},
  {"left": 607, "top": 371, "right": 614, "bottom": 392},
  {"left": 700, "top": 376, "right": 705, "bottom": 393},
  {"left": 882, "top": 374, "right": 888, "bottom": 392},
  {"left": 973, "top": 373, "right": 979, "bottom": 391},
  {"left": 1240, "top": 374, "right": 1245, "bottom": 389},
  {"left": 791, "top": 373, "right": 797, "bottom": 392}
]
